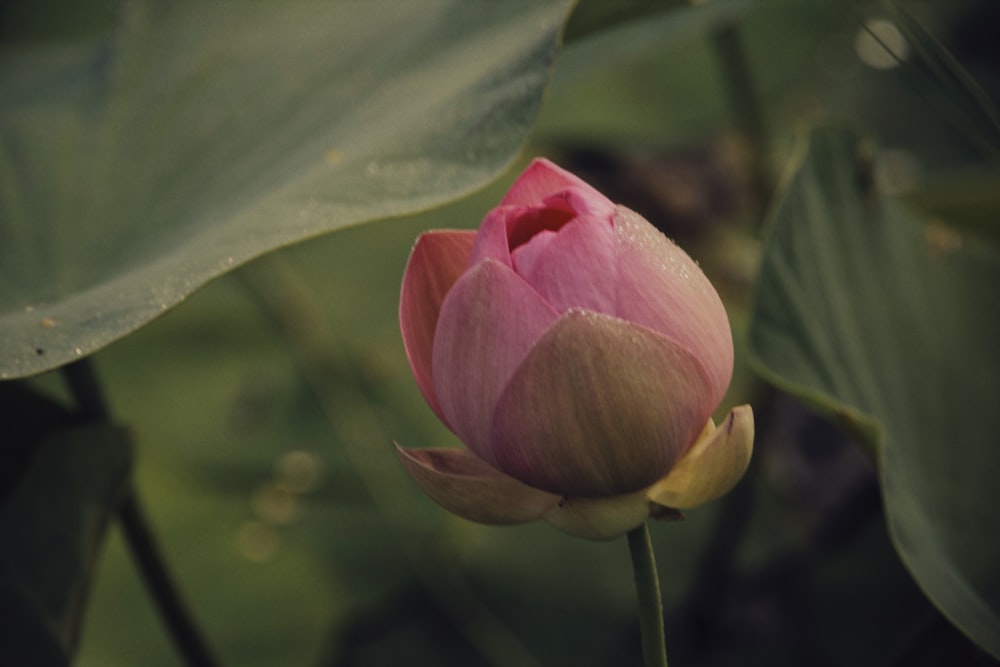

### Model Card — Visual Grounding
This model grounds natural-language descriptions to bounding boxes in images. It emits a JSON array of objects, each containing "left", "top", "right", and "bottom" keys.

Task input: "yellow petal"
[{"left": 647, "top": 405, "right": 754, "bottom": 509}]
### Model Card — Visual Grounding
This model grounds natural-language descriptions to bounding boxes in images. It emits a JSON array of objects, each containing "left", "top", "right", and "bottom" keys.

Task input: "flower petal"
[
  {"left": 614, "top": 206, "right": 734, "bottom": 407},
  {"left": 471, "top": 184, "right": 617, "bottom": 270},
  {"left": 513, "top": 214, "right": 617, "bottom": 315},
  {"left": 499, "top": 158, "right": 608, "bottom": 207},
  {"left": 543, "top": 491, "right": 652, "bottom": 541},
  {"left": 647, "top": 405, "right": 754, "bottom": 509},
  {"left": 506, "top": 186, "right": 615, "bottom": 253},
  {"left": 395, "top": 445, "right": 559, "bottom": 524},
  {"left": 399, "top": 230, "right": 476, "bottom": 423},
  {"left": 467, "top": 206, "right": 519, "bottom": 268},
  {"left": 490, "top": 310, "right": 716, "bottom": 497},
  {"left": 433, "top": 259, "right": 559, "bottom": 461}
]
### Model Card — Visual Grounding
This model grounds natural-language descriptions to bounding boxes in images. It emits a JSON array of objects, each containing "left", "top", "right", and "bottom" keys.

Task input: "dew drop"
[
  {"left": 855, "top": 19, "right": 908, "bottom": 70},
  {"left": 325, "top": 148, "right": 344, "bottom": 165}
]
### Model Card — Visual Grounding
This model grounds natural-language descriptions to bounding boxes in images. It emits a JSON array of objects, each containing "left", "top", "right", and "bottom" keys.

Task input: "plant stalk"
[
  {"left": 627, "top": 523, "right": 668, "bottom": 667},
  {"left": 711, "top": 20, "right": 773, "bottom": 223},
  {"left": 118, "top": 491, "right": 218, "bottom": 667},
  {"left": 62, "top": 359, "right": 218, "bottom": 667}
]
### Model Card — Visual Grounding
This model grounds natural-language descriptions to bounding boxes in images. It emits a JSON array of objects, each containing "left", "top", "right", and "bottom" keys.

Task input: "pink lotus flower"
[{"left": 396, "top": 158, "right": 753, "bottom": 540}]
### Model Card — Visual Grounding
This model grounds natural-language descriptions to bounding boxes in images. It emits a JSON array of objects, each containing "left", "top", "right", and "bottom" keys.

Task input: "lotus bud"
[{"left": 396, "top": 158, "right": 753, "bottom": 540}]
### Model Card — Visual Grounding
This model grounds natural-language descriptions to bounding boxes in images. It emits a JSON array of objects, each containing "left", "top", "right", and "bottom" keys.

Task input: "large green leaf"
[
  {"left": 0, "top": 0, "right": 574, "bottom": 379},
  {"left": 749, "top": 126, "right": 1000, "bottom": 657}
]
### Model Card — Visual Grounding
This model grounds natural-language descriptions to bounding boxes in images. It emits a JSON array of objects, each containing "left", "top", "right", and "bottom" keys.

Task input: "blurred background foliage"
[{"left": 3, "top": 0, "right": 999, "bottom": 665}]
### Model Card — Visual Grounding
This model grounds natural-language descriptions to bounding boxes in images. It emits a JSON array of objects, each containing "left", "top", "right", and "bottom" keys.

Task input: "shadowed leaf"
[
  {"left": 749, "top": 126, "right": 1000, "bottom": 658},
  {"left": 0, "top": 390, "right": 133, "bottom": 665}
]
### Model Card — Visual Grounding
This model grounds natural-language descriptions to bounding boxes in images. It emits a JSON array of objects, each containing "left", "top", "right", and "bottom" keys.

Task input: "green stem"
[
  {"left": 710, "top": 20, "right": 773, "bottom": 223},
  {"left": 627, "top": 523, "right": 668, "bottom": 667},
  {"left": 118, "top": 492, "right": 219, "bottom": 667},
  {"left": 62, "top": 359, "right": 219, "bottom": 667}
]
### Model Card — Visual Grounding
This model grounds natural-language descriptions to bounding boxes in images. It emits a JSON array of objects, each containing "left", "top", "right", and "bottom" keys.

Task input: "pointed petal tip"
[
  {"left": 501, "top": 158, "right": 603, "bottom": 208},
  {"left": 647, "top": 404, "right": 754, "bottom": 510},
  {"left": 394, "top": 444, "right": 559, "bottom": 525}
]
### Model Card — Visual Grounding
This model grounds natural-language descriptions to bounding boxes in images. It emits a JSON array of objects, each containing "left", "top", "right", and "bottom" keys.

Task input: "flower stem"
[
  {"left": 710, "top": 20, "right": 773, "bottom": 224},
  {"left": 627, "top": 522, "right": 668, "bottom": 667},
  {"left": 118, "top": 491, "right": 219, "bottom": 667}
]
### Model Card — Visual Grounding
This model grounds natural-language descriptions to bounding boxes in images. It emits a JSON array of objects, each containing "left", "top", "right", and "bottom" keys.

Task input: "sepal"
[
  {"left": 646, "top": 405, "right": 754, "bottom": 509},
  {"left": 394, "top": 444, "right": 560, "bottom": 525},
  {"left": 542, "top": 491, "right": 651, "bottom": 541}
]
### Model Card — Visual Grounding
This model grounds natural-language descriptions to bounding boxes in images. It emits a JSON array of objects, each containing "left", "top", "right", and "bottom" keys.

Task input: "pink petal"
[
  {"left": 613, "top": 206, "right": 734, "bottom": 407},
  {"left": 541, "top": 183, "right": 617, "bottom": 218},
  {"left": 399, "top": 230, "right": 476, "bottom": 424},
  {"left": 432, "top": 259, "right": 559, "bottom": 462},
  {"left": 490, "top": 310, "right": 716, "bottom": 497},
  {"left": 395, "top": 445, "right": 559, "bottom": 524},
  {"left": 647, "top": 404, "right": 754, "bottom": 509},
  {"left": 468, "top": 182, "right": 616, "bottom": 272},
  {"left": 505, "top": 197, "right": 577, "bottom": 252},
  {"left": 509, "top": 229, "right": 557, "bottom": 276},
  {"left": 467, "top": 205, "right": 540, "bottom": 269},
  {"left": 500, "top": 158, "right": 606, "bottom": 207},
  {"left": 513, "top": 214, "right": 617, "bottom": 315},
  {"left": 466, "top": 203, "right": 572, "bottom": 270}
]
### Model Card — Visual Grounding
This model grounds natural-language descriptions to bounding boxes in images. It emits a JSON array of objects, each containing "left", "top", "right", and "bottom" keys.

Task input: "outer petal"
[
  {"left": 490, "top": 310, "right": 716, "bottom": 497},
  {"left": 647, "top": 405, "right": 754, "bottom": 509},
  {"left": 513, "top": 214, "right": 617, "bottom": 315},
  {"left": 399, "top": 230, "right": 476, "bottom": 424},
  {"left": 433, "top": 259, "right": 559, "bottom": 461},
  {"left": 614, "top": 206, "right": 734, "bottom": 407},
  {"left": 395, "top": 445, "right": 560, "bottom": 524},
  {"left": 499, "top": 158, "right": 610, "bottom": 208}
]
